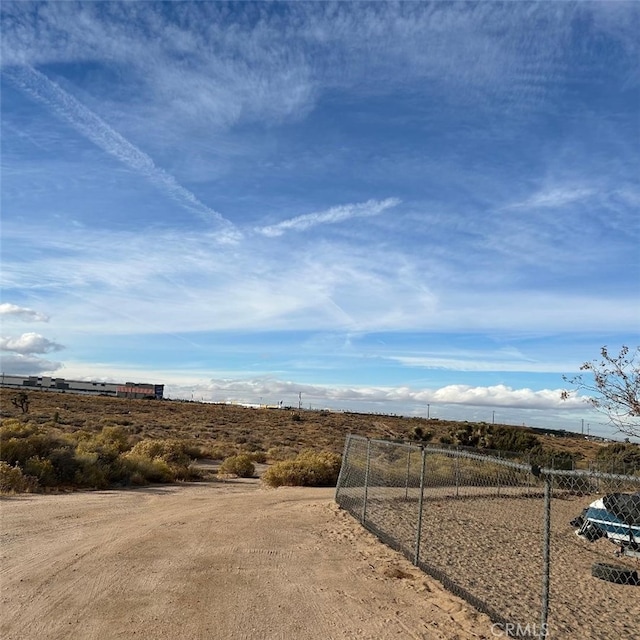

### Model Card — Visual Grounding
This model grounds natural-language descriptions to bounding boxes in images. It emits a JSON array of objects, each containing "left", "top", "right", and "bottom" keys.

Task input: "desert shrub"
[
  {"left": 72, "top": 452, "right": 110, "bottom": 489},
  {"left": 487, "top": 426, "right": 540, "bottom": 452},
  {"left": 529, "top": 448, "right": 577, "bottom": 471},
  {"left": 128, "top": 470, "right": 147, "bottom": 486},
  {"left": 1, "top": 436, "right": 43, "bottom": 466},
  {"left": 262, "top": 450, "right": 341, "bottom": 487},
  {"left": 47, "top": 446, "right": 82, "bottom": 484},
  {"left": 75, "top": 426, "right": 131, "bottom": 464},
  {"left": 0, "top": 461, "right": 38, "bottom": 493},
  {"left": 448, "top": 423, "right": 541, "bottom": 453},
  {"left": 207, "top": 443, "right": 239, "bottom": 460},
  {"left": 266, "top": 446, "right": 297, "bottom": 461},
  {"left": 244, "top": 450, "right": 267, "bottom": 463},
  {"left": 411, "top": 426, "right": 433, "bottom": 443},
  {"left": 122, "top": 454, "right": 174, "bottom": 483},
  {"left": 128, "top": 439, "right": 191, "bottom": 467},
  {"left": 0, "top": 419, "right": 36, "bottom": 439},
  {"left": 219, "top": 454, "right": 255, "bottom": 478},
  {"left": 123, "top": 438, "right": 196, "bottom": 481},
  {"left": 595, "top": 442, "right": 640, "bottom": 473},
  {"left": 0, "top": 420, "right": 60, "bottom": 466},
  {"left": 96, "top": 426, "right": 130, "bottom": 451},
  {"left": 24, "top": 456, "right": 57, "bottom": 487},
  {"left": 182, "top": 442, "right": 206, "bottom": 459}
]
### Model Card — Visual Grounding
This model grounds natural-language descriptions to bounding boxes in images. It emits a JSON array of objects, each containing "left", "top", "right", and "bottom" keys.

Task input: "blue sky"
[{"left": 1, "top": 2, "right": 638, "bottom": 438}]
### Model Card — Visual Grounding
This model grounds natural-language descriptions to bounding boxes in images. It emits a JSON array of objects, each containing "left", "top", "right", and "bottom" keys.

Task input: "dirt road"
[{"left": 1, "top": 480, "right": 491, "bottom": 639}]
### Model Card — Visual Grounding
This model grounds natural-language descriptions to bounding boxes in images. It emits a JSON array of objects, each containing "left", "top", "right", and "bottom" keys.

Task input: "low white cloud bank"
[
  {"left": 430, "top": 384, "right": 582, "bottom": 410},
  {"left": 1, "top": 333, "right": 64, "bottom": 355},
  {"left": 0, "top": 303, "right": 49, "bottom": 322},
  {"left": 165, "top": 378, "right": 584, "bottom": 412},
  {"left": 0, "top": 354, "right": 62, "bottom": 375}
]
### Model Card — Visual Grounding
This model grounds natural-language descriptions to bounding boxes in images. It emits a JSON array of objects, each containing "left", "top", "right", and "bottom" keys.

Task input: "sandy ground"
[
  {"left": 1, "top": 480, "right": 493, "bottom": 640},
  {"left": 359, "top": 491, "right": 640, "bottom": 640}
]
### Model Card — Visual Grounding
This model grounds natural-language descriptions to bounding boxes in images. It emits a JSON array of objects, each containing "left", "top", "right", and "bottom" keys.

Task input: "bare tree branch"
[{"left": 562, "top": 346, "right": 640, "bottom": 438}]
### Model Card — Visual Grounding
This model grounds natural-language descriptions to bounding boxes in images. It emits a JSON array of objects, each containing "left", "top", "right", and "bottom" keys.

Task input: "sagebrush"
[{"left": 263, "top": 450, "right": 341, "bottom": 487}]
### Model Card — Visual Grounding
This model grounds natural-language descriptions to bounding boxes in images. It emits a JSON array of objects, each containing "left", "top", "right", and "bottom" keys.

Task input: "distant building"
[{"left": 0, "top": 374, "right": 163, "bottom": 399}]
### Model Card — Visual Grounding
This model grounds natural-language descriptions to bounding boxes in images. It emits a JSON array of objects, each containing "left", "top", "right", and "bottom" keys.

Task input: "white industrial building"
[{"left": 0, "top": 374, "right": 163, "bottom": 399}]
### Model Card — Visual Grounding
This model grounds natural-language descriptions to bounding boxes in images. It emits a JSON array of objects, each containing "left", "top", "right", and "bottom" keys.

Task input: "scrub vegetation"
[{"left": 1, "top": 388, "right": 636, "bottom": 492}]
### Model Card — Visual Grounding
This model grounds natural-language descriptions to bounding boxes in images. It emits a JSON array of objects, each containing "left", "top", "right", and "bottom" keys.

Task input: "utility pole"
[
  {"left": 298, "top": 392, "right": 302, "bottom": 410},
  {"left": 581, "top": 418, "right": 584, "bottom": 435},
  {"left": 427, "top": 403, "right": 430, "bottom": 419},
  {"left": 492, "top": 410, "right": 495, "bottom": 424}
]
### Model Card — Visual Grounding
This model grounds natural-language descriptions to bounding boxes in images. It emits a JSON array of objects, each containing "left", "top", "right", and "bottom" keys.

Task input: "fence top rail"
[
  {"left": 344, "top": 434, "right": 532, "bottom": 472},
  {"left": 343, "top": 434, "right": 640, "bottom": 484}
]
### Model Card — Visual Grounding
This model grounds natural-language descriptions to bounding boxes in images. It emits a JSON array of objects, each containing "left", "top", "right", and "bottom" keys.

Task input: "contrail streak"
[
  {"left": 256, "top": 198, "right": 401, "bottom": 237},
  {"left": 3, "top": 65, "right": 236, "bottom": 232}
]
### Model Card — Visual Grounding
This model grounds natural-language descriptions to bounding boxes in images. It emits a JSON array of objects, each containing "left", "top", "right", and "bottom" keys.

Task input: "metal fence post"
[
  {"left": 539, "top": 474, "right": 551, "bottom": 640},
  {"left": 334, "top": 434, "right": 351, "bottom": 502},
  {"left": 455, "top": 447, "right": 460, "bottom": 498},
  {"left": 361, "top": 439, "right": 371, "bottom": 525},
  {"left": 413, "top": 446, "right": 427, "bottom": 566}
]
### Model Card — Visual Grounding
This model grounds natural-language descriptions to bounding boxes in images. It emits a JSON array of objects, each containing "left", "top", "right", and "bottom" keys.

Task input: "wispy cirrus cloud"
[
  {"left": 0, "top": 303, "right": 49, "bottom": 322},
  {"left": 508, "top": 186, "right": 596, "bottom": 210},
  {"left": 2, "top": 65, "right": 237, "bottom": 234},
  {"left": 2, "top": 221, "right": 638, "bottom": 337},
  {"left": 0, "top": 2, "right": 596, "bottom": 137},
  {"left": 388, "top": 355, "right": 566, "bottom": 374},
  {"left": 256, "top": 198, "right": 401, "bottom": 237}
]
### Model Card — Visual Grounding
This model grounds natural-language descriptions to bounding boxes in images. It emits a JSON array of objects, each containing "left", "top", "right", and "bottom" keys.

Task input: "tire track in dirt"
[{"left": 2, "top": 482, "right": 492, "bottom": 640}]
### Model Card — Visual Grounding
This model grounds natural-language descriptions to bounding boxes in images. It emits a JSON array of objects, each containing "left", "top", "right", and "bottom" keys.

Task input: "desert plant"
[
  {"left": 0, "top": 424, "right": 63, "bottom": 467},
  {"left": 262, "top": 450, "right": 341, "bottom": 487},
  {"left": 128, "top": 439, "right": 191, "bottom": 467},
  {"left": 411, "top": 426, "right": 433, "bottom": 442},
  {"left": 122, "top": 454, "right": 174, "bottom": 483},
  {"left": 11, "top": 391, "right": 30, "bottom": 414},
  {"left": 266, "top": 446, "right": 297, "bottom": 461},
  {"left": 594, "top": 442, "right": 640, "bottom": 474},
  {"left": 207, "top": 443, "right": 239, "bottom": 460},
  {"left": 562, "top": 345, "right": 640, "bottom": 437},
  {"left": 245, "top": 450, "right": 267, "bottom": 463},
  {"left": 24, "top": 455, "right": 57, "bottom": 486},
  {"left": 0, "top": 461, "right": 38, "bottom": 493},
  {"left": 124, "top": 438, "right": 196, "bottom": 481},
  {"left": 219, "top": 454, "right": 255, "bottom": 477}
]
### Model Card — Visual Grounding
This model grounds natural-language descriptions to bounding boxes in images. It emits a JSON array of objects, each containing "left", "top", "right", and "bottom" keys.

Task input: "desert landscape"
[
  {"left": 2, "top": 389, "right": 638, "bottom": 639},
  {"left": 1, "top": 476, "right": 496, "bottom": 640},
  {"left": 0, "top": 388, "right": 612, "bottom": 462}
]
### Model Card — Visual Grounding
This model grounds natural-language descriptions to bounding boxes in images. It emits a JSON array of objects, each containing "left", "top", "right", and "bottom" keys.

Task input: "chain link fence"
[{"left": 335, "top": 434, "right": 640, "bottom": 639}]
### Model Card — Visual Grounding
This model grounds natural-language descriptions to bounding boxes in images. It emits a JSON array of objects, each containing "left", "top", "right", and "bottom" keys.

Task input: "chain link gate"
[{"left": 335, "top": 434, "right": 640, "bottom": 639}]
